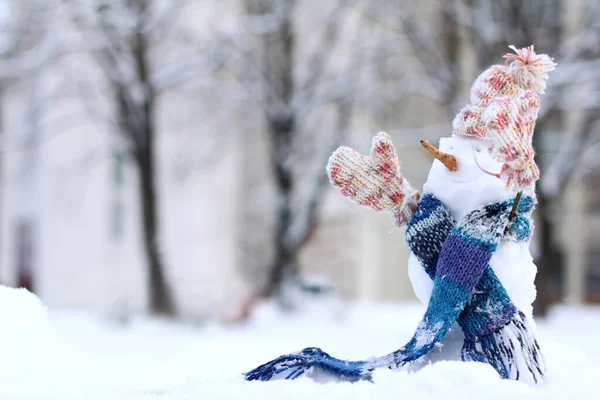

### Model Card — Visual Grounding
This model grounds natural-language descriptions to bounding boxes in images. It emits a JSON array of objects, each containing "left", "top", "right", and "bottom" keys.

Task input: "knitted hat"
[{"left": 453, "top": 45, "right": 556, "bottom": 191}]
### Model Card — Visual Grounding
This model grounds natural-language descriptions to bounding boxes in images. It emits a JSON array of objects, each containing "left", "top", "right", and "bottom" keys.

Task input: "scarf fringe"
[{"left": 461, "top": 311, "right": 546, "bottom": 383}]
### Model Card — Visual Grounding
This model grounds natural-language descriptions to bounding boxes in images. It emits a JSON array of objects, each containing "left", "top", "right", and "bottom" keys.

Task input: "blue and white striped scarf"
[{"left": 245, "top": 193, "right": 545, "bottom": 382}]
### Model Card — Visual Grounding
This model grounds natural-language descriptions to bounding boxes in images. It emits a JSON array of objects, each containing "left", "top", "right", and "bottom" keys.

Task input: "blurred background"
[{"left": 0, "top": 0, "right": 598, "bottom": 322}]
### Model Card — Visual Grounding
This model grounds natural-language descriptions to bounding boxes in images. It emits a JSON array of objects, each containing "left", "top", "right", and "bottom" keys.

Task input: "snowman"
[{"left": 245, "top": 45, "right": 555, "bottom": 384}]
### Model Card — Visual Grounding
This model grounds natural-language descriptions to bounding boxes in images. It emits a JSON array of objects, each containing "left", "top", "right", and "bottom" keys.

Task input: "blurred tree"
[
  {"left": 62, "top": 0, "right": 227, "bottom": 316},
  {"left": 0, "top": 0, "right": 226, "bottom": 317},
  {"left": 364, "top": 0, "right": 600, "bottom": 315},
  {"left": 72, "top": 0, "right": 176, "bottom": 316},
  {"left": 230, "top": 0, "right": 365, "bottom": 308}
]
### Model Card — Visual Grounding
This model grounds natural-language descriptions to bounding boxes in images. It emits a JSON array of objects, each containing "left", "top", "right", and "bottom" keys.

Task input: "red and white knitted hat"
[{"left": 452, "top": 45, "right": 556, "bottom": 191}]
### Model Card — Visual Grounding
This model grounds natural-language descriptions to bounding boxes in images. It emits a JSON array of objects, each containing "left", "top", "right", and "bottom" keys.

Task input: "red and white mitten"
[{"left": 326, "top": 132, "right": 420, "bottom": 228}]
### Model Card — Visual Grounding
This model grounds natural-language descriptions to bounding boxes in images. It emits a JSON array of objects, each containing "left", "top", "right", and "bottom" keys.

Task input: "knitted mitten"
[{"left": 326, "top": 132, "right": 420, "bottom": 228}]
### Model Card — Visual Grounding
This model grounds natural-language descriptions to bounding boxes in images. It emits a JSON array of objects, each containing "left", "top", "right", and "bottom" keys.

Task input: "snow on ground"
[{"left": 1, "top": 286, "right": 599, "bottom": 400}]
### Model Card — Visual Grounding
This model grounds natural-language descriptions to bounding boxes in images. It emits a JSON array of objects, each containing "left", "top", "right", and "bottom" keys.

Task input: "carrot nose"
[{"left": 420, "top": 140, "right": 458, "bottom": 171}]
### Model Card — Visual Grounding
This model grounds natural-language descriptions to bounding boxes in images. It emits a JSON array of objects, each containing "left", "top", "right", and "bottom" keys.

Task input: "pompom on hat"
[{"left": 453, "top": 45, "right": 556, "bottom": 191}]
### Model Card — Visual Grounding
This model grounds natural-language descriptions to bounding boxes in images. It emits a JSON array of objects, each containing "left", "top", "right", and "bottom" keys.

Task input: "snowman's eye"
[{"left": 475, "top": 148, "right": 481, "bottom": 153}]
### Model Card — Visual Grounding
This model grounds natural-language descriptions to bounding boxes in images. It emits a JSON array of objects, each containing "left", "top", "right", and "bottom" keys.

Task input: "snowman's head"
[
  {"left": 423, "top": 134, "right": 506, "bottom": 190},
  {"left": 423, "top": 45, "right": 556, "bottom": 192}
]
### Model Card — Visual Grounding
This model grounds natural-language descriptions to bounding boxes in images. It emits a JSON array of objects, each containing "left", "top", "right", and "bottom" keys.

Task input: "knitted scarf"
[{"left": 245, "top": 194, "right": 545, "bottom": 383}]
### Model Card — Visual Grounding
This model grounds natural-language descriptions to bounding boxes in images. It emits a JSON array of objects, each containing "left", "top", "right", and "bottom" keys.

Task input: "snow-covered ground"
[{"left": 1, "top": 286, "right": 599, "bottom": 400}]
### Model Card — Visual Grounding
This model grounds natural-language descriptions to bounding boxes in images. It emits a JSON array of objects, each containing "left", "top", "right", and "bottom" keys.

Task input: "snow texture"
[{"left": 0, "top": 286, "right": 599, "bottom": 400}]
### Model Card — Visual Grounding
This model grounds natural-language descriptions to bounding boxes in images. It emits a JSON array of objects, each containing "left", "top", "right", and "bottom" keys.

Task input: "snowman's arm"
[{"left": 327, "top": 132, "right": 420, "bottom": 228}]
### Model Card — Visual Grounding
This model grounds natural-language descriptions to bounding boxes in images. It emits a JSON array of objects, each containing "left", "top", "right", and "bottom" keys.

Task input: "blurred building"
[{"left": 0, "top": 0, "right": 252, "bottom": 320}]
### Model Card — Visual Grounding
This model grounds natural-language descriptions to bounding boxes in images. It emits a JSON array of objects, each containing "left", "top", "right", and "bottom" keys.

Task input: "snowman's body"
[{"left": 406, "top": 134, "right": 539, "bottom": 370}]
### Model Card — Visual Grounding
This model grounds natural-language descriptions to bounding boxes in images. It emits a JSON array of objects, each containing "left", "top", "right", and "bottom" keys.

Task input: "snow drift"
[{"left": 0, "top": 286, "right": 598, "bottom": 400}]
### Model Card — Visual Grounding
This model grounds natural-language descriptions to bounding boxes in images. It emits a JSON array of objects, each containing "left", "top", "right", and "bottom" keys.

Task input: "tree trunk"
[
  {"left": 257, "top": 0, "right": 299, "bottom": 302},
  {"left": 267, "top": 200, "right": 296, "bottom": 297},
  {"left": 136, "top": 136, "right": 176, "bottom": 316},
  {"left": 533, "top": 188, "right": 562, "bottom": 316},
  {"left": 130, "top": 14, "right": 175, "bottom": 317},
  {"left": 267, "top": 240, "right": 298, "bottom": 306},
  {"left": 264, "top": 114, "right": 298, "bottom": 301},
  {"left": 532, "top": 111, "right": 564, "bottom": 316},
  {"left": 439, "top": 0, "right": 460, "bottom": 114}
]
